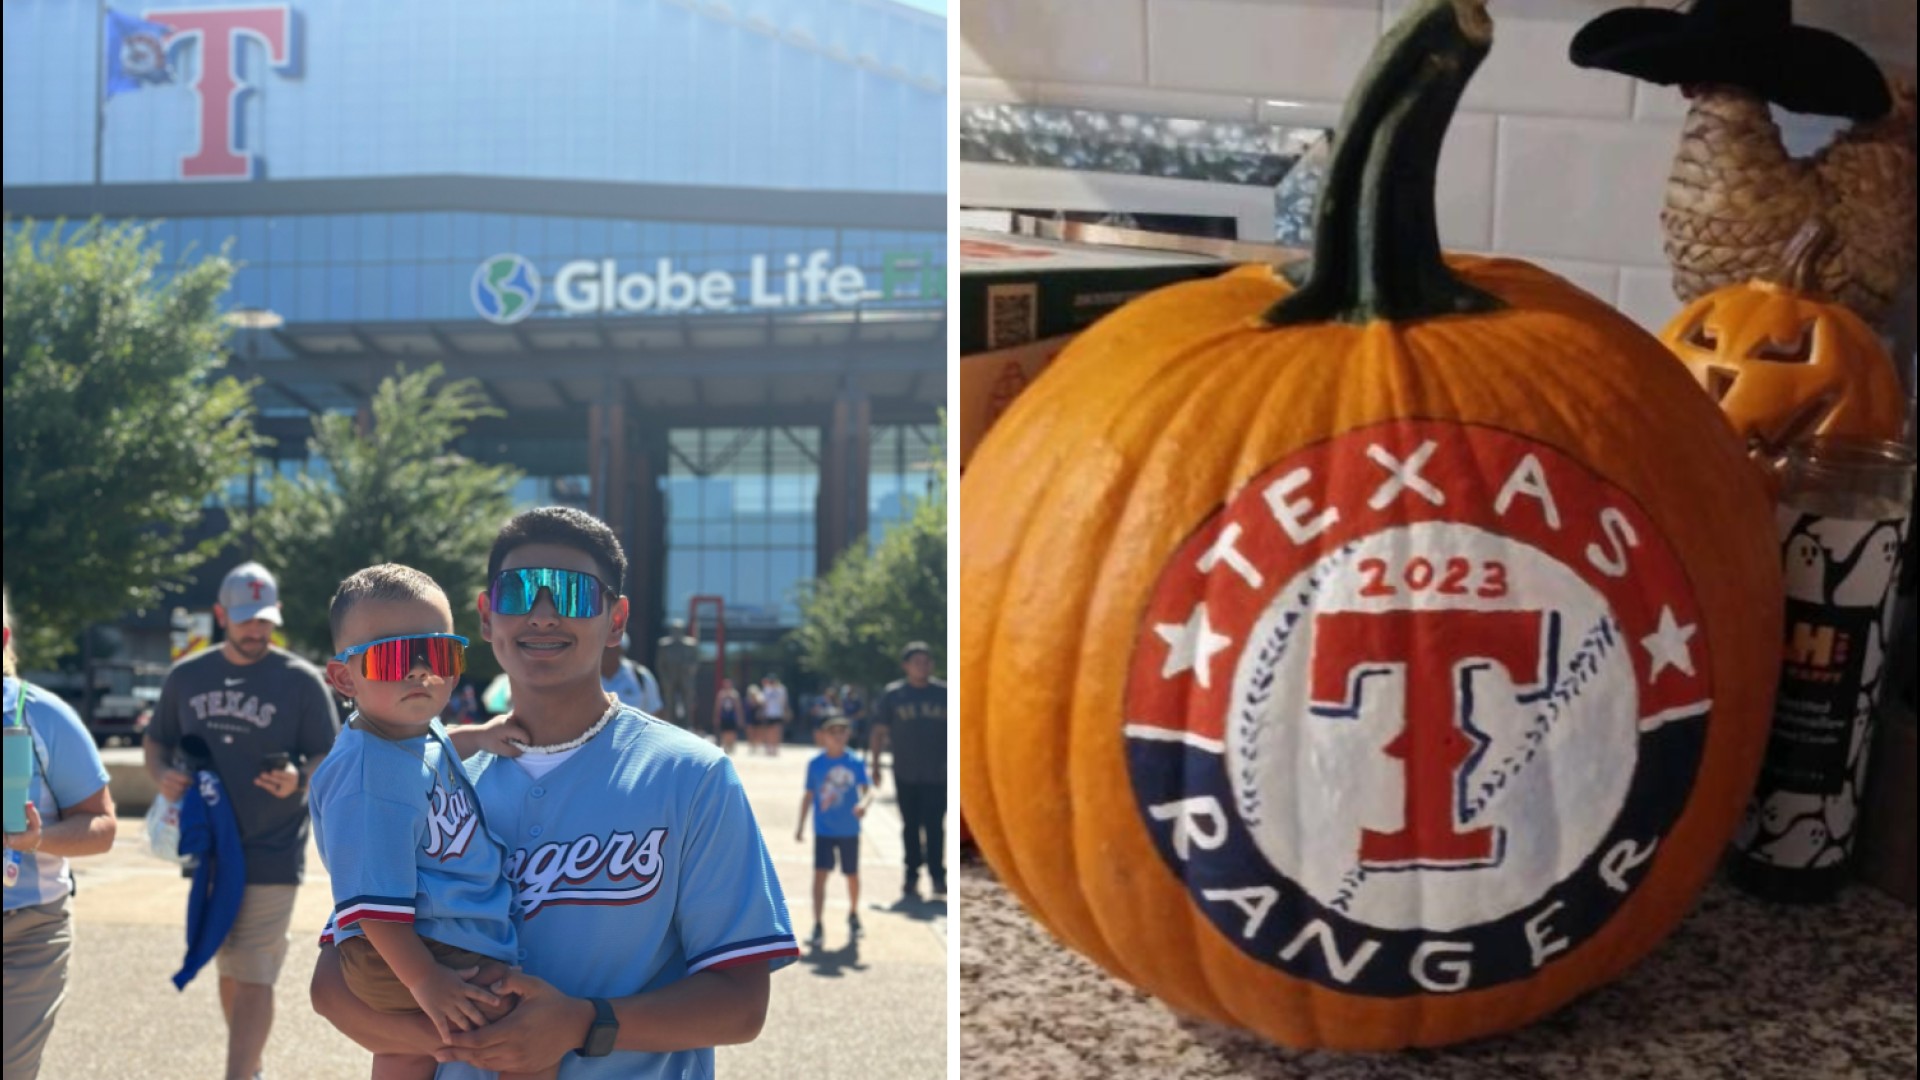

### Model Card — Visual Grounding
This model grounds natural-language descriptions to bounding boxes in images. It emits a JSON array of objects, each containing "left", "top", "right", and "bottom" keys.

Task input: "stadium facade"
[{"left": 4, "top": 0, "right": 946, "bottom": 668}]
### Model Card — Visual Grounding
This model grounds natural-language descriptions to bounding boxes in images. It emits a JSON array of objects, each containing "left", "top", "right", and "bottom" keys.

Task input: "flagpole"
[{"left": 94, "top": 0, "right": 106, "bottom": 188}]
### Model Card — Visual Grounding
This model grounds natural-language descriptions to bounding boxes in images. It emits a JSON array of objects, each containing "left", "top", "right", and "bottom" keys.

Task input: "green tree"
[
  {"left": 3, "top": 218, "right": 257, "bottom": 669},
  {"left": 791, "top": 426, "right": 946, "bottom": 689},
  {"left": 247, "top": 364, "right": 520, "bottom": 679}
]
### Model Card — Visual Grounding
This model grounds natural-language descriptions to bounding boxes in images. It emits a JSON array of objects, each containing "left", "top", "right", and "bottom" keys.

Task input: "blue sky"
[{"left": 892, "top": 0, "right": 945, "bottom": 15}]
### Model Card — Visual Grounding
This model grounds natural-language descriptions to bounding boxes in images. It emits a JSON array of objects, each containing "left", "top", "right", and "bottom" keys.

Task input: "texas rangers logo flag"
[{"left": 104, "top": 8, "right": 174, "bottom": 96}]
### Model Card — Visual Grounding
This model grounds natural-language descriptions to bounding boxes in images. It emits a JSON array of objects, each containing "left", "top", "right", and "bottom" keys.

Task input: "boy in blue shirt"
[
  {"left": 309, "top": 564, "right": 550, "bottom": 1080},
  {"left": 793, "top": 712, "right": 870, "bottom": 949}
]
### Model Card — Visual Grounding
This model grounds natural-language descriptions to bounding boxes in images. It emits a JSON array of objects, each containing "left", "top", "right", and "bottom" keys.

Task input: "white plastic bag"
[{"left": 144, "top": 792, "right": 190, "bottom": 866}]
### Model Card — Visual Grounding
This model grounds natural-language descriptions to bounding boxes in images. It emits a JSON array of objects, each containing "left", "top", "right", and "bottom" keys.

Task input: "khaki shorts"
[
  {"left": 215, "top": 884, "right": 299, "bottom": 986},
  {"left": 3, "top": 896, "right": 73, "bottom": 1080},
  {"left": 336, "top": 935, "right": 514, "bottom": 1015}
]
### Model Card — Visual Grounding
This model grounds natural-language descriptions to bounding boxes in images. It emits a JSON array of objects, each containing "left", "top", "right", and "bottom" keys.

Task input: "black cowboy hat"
[{"left": 1570, "top": 0, "right": 1890, "bottom": 120}]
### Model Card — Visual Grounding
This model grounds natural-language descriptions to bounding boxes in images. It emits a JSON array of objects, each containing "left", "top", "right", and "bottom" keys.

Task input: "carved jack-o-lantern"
[{"left": 1663, "top": 221, "right": 1906, "bottom": 455}]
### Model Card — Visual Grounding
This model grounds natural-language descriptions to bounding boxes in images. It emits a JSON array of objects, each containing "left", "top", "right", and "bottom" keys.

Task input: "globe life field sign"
[{"left": 472, "top": 249, "right": 941, "bottom": 325}]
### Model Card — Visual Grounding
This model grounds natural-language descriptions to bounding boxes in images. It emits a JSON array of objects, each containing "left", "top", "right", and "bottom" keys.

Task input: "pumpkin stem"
[
  {"left": 1264, "top": 0, "right": 1505, "bottom": 326},
  {"left": 1771, "top": 219, "right": 1835, "bottom": 296}
]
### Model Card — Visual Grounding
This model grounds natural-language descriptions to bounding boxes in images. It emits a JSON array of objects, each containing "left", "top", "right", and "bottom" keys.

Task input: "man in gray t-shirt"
[
  {"left": 144, "top": 561, "right": 339, "bottom": 1080},
  {"left": 150, "top": 641, "right": 338, "bottom": 883},
  {"left": 871, "top": 641, "right": 948, "bottom": 901}
]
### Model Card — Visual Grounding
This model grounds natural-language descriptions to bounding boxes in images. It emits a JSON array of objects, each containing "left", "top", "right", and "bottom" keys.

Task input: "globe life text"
[{"left": 554, "top": 250, "right": 911, "bottom": 315}]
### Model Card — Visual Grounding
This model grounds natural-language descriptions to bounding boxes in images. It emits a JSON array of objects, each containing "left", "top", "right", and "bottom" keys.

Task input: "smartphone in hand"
[{"left": 260, "top": 751, "right": 291, "bottom": 773}]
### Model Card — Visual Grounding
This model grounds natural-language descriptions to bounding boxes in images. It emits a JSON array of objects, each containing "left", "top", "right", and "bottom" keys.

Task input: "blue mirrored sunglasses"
[
  {"left": 488, "top": 567, "right": 614, "bottom": 618},
  {"left": 331, "top": 633, "right": 468, "bottom": 681}
]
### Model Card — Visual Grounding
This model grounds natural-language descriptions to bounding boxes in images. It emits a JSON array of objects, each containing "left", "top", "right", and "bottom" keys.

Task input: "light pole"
[{"left": 223, "top": 307, "right": 283, "bottom": 557}]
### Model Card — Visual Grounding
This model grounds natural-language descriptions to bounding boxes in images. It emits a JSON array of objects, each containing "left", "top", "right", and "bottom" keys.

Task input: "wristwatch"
[{"left": 579, "top": 997, "right": 617, "bottom": 1058}]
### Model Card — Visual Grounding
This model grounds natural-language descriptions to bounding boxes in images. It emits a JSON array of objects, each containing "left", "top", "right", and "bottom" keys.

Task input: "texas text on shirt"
[{"left": 150, "top": 645, "right": 340, "bottom": 883}]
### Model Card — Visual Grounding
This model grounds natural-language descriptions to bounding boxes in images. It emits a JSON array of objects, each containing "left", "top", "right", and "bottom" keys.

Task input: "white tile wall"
[
  {"left": 1798, "top": 0, "right": 1919, "bottom": 74},
  {"left": 1533, "top": 257, "right": 1621, "bottom": 310},
  {"left": 1383, "top": 0, "right": 1631, "bottom": 119},
  {"left": 1436, "top": 112, "right": 1496, "bottom": 251},
  {"left": 1147, "top": 0, "right": 1380, "bottom": 102},
  {"left": 961, "top": 0, "right": 1919, "bottom": 344},
  {"left": 1618, "top": 265, "right": 1685, "bottom": 332},
  {"left": 1493, "top": 114, "right": 1674, "bottom": 266},
  {"left": 960, "top": 0, "right": 1145, "bottom": 85},
  {"left": 959, "top": 75, "right": 1032, "bottom": 104}
]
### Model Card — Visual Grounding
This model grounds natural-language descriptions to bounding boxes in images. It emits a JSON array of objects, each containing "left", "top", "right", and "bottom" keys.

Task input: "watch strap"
[{"left": 579, "top": 996, "right": 617, "bottom": 1057}]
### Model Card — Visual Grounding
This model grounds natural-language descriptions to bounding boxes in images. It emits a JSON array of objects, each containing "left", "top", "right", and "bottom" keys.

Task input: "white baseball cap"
[{"left": 219, "top": 562, "right": 283, "bottom": 625}]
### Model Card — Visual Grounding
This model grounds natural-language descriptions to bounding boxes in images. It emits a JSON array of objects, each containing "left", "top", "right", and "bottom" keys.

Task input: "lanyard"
[
  {"left": 349, "top": 714, "right": 492, "bottom": 836},
  {"left": 5, "top": 684, "right": 22, "bottom": 882},
  {"left": 352, "top": 714, "right": 448, "bottom": 793}
]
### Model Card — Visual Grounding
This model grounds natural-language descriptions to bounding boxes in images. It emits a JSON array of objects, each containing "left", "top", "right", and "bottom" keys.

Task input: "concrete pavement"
[
  {"left": 33, "top": 740, "right": 947, "bottom": 1079},
  {"left": 717, "top": 747, "right": 949, "bottom": 1080}
]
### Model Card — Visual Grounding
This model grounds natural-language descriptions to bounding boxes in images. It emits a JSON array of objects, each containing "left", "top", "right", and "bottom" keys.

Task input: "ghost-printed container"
[{"left": 1732, "top": 437, "right": 1915, "bottom": 903}]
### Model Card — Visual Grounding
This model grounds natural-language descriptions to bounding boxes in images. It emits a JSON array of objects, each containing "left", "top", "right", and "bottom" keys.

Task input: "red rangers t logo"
[
  {"left": 134, "top": 6, "right": 298, "bottom": 180},
  {"left": 1125, "top": 420, "right": 1711, "bottom": 996}
]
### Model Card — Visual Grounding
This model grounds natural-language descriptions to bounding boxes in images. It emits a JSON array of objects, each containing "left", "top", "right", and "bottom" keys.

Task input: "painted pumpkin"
[
  {"left": 960, "top": 0, "right": 1782, "bottom": 1051},
  {"left": 1663, "top": 220, "right": 1907, "bottom": 457}
]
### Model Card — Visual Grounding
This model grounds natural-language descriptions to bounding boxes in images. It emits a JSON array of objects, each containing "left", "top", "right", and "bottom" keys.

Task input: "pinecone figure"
[{"left": 1663, "top": 80, "right": 1916, "bottom": 324}]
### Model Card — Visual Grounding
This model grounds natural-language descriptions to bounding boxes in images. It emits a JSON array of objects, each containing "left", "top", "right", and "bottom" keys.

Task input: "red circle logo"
[{"left": 1125, "top": 420, "right": 1711, "bottom": 995}]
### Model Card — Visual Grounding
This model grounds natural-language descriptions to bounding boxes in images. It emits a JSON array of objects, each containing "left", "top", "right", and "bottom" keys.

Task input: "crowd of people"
[
  {"left": 577, "top": 631, "right": 907, "bottom": 779},
  {"left": 453, "top": 626, "right": 870, "bottom": 766},
  {"left": 0, "top": 506, "right": 948, "bottom": 1080}
]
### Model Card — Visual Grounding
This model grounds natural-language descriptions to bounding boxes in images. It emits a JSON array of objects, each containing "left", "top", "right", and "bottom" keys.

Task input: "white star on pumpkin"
[
  {"left": 1641, "top": 606, "right": 1698, "bottom": 681},
  {"left": 1155, "top": 603, "right": 1234, "bottom": 689}
]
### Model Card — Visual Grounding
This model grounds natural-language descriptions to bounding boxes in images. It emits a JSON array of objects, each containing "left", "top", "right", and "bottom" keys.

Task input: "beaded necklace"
[{"left": 506, "top": 694, "right": 620, "bottom": 754}]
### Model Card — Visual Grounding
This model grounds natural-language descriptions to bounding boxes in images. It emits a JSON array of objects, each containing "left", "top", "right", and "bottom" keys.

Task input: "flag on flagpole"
[{"left": 104, "top": 8, "right": 175, "bottom": 97}]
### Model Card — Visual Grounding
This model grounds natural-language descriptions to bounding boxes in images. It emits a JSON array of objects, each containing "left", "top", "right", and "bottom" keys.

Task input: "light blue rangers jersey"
[
  {"left": 440, "top": 707, "right": 797, "bottom": 1080},
  {"left": 308, "top": 716, "right": 515, "bottom": 964}
]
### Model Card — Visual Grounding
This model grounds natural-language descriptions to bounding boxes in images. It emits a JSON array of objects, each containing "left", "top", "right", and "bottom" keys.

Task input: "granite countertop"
[{"left": 961, "top": 858, "right": 1917, "bottom": 1079}]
